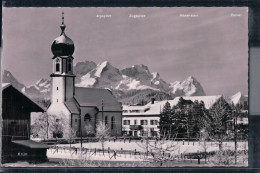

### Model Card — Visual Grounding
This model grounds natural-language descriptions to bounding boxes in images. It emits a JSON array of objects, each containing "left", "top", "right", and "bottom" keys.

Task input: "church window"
[
  {"left": 57, "top": 87, "right": 58, "bottom": 90},
  {"left": 55, "top": 58, "right": 60, "bottom": 72},
  {"left": 56, "top": 119, "right": 60, "bottom": 122},
  {"left": 57, "top": 99, "right": 58, "bottom": 103},
  {"left": 56, "top": 63, "right": 60, "bottom": 72},
  {"left": 68, "top": 59, "right": 72, "bottom": 72},
  {"left": 105, "top": 116, "right": 108, "bottom": 126},
  {"left": 111, "top": 116, "right": 115, "bottom": 130},
  {"left": 84, "top": 114, "right": 91, "bottom": 122}
]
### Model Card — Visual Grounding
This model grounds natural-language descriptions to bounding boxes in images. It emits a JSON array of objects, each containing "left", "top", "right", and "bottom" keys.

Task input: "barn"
[{"left": 2, "top": 84, "right": 48, "bottom": 163}]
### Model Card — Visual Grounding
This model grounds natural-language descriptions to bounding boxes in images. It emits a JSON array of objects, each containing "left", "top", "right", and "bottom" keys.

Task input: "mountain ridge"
[{"left": 2, "top": 60, "right": 213, "bottom": 104}]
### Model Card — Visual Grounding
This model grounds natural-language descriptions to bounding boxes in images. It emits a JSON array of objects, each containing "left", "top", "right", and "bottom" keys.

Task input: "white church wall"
[
  {"left": 46, "top": 103, "right": 72, "bottom": 139},
  {"left": 51, "top": 77, "right": 65, "bottom": 103}
]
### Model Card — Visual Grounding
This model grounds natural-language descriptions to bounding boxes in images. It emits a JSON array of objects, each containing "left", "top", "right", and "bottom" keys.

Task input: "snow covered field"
[
  {"left": 56, "top": 140, "right": 248, "bottom": 153},
  {"left": 47, "top": 140, "right": 248, "bottom": 163}
]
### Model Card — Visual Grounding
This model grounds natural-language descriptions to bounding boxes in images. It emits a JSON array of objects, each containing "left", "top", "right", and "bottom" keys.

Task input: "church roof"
[
  {"left": 64, "top": 97, "right": 80, "bottom": 114},
  {"left": 75, "top": 87, "right": 122, "bottom": 112}
]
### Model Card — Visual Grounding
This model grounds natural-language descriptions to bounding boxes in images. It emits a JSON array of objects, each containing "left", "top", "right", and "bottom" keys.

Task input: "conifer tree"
[{"left": 158, "top": 101, "right": 172, "bottom": 136}]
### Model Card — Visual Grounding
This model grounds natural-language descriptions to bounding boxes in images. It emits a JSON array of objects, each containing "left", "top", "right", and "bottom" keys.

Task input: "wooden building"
[{"left": 2, "top": 84, "right": 48, "bottom": 163}]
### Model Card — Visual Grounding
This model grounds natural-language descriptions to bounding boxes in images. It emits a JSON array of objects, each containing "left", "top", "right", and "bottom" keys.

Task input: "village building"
[
  {"left": 46, "top": 14, "right": 122, "bottom": 138},
  {"left": 122, "top": 96, "right": 223, "bottom": 137},
  {"left": 2, "top": 84, "right": 48, "bottom": 163}
]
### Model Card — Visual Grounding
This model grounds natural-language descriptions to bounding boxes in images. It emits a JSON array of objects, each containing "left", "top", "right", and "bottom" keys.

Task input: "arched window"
[
  {"left": 68, "top": 59, "right": 72, "bottom": 72},
  {"left": 55, "top": 59, "right": 60, "bottom": 72},
  {"left": 111, "top": 116, "right": 114, "bottom": 130},
  {"left": 84, "top": 114, "right": 91, "bottom": 122},
  {"left": 105, "top": 116, "right": 108, "bottom": 126},
  {"left": 56, "top": 63, "right": 60, "bottom": 72}
]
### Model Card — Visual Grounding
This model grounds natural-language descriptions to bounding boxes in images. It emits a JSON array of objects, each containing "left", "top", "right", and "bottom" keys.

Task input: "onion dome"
[{"left": 51, "top": 12, "right": 75, "bottom": 56}]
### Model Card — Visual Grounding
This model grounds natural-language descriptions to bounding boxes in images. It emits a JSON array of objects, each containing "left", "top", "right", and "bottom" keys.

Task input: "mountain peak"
[
  {"left": 95, "top": 61, "right": 113, "bottom": 77},
  {"left": 170, "top": 76, "right": 206, "bottom": 97},
  {"left": 230, "top": 91, "right": 247, "bottom": 105},
  {"left": 2, "top": 70, "right": 25, "bottom": 90},
  {"left": 36, "top": 78, "right": 49, "bottom": 85},
  {"left": 186, "top": 76, "right": 198, "bottom": 82},
  {"left": 152, "top": 72, "right": 160, "bottom": 79}
]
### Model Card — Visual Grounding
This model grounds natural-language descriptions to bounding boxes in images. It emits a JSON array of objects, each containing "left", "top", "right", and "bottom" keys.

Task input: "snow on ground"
[
  {"left": 47, "top": 148, "right": 146, "bottom": 162},
  {"left": 49, "top": 141, "right": 248, "bottom": 161}
]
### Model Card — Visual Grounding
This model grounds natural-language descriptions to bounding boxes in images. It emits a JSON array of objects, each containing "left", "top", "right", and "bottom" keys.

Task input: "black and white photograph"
[{"left": 1, "top": 7, "right": 248, "bottom": 167}]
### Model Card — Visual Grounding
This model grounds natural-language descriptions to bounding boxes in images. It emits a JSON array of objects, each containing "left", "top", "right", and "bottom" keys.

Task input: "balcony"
[{"left": 130, "top": 125, "right": 143, "bottom": 130}]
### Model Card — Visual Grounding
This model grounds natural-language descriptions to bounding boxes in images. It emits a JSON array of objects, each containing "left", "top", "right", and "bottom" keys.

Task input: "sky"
[{"left": 2, "top": 7, "right": 248, "bottom": 96}]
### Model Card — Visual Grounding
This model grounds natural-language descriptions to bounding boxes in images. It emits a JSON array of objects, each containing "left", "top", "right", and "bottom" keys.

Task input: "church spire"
[{"left": 60, "top": 12, "right": 66, "bottom": 34}]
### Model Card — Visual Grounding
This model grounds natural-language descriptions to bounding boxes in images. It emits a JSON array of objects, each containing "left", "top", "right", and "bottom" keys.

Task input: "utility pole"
[
  {"left": 47, "top": 113, "right": 49, "bottom": 139},
  {"left": 80, "top": 116, "right": 83, "bottom": 151},
  {"left": 234, "top": 115, "right": 238, "bottom": 165},
  {"left": 102, "top": 99, "right": 104, "bottom": 122}
]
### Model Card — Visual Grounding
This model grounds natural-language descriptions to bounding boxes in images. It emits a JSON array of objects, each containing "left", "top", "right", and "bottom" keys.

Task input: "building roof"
[
  {"left": 12, "top": 140, "right": 49, "bottom": 149},
  {"left": 75, "top": 87, "right": 122, "bottom": 112},
  {"left": 65, "top": 97, "right": 80, "bottom": 114},
  {"left": 2, "top": 83, "right": 11, "bottom": 90},
  {"left": 2, "top": 83, "right": 45, "bottom": 113},
  {"left": 123, "top": 95, "right": 222, "bottom": 116}
]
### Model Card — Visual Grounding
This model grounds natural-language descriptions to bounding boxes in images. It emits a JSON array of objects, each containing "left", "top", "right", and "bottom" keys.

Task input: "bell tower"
[{"left": 50, "top": 12, "right": 75, "bottom": 104}]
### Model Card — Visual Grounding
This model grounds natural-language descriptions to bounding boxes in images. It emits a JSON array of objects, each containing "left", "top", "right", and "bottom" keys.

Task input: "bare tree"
[
  {"left": 200, "top": 128, "right": 210, "bottom": 163},
  {"left": 96, "top": 121, "right": 110, "bottom": 155},
  {"left": 138, "top": 132, "right": 180, "bottom": 166},
  {"left": 31, "top": 112, "right": 48, "bottom": 139}
]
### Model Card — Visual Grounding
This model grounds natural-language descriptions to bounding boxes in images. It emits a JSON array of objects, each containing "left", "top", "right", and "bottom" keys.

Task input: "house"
[
  {"left": 46, "top": 13, "right": 122, "bottom": 139},
  {"left": 2, "top": 84, "right": 48, "bottom": 163},
  {"left": 122, "top": 96, "right": 222, "bottom": 137}
]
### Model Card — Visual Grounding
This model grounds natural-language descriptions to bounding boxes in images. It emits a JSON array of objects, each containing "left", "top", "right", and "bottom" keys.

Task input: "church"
[{"left": 46, "top": 13, "right": 122, "bottom": 139}]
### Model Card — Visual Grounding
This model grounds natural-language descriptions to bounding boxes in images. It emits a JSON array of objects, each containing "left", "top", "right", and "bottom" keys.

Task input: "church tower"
[
  {"left": 47, "top": 12, "right": 80, "bottom": 139},
  {"left": 50, "top": 12, "right": 75, "bottom": 104}
]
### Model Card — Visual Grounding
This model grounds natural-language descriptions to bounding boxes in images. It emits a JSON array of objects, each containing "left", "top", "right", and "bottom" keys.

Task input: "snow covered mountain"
[
  {"left": 23, "top": 78, "right": 51, "bottom": 99},
  {"left": 169, "top": 76, "right": 206, "bottom": 97},
  {"left": 2, "top": 70, "right": 25, "bottom": 90},
  {"left": 76, "top": 61, "right": 177, "bottom": 93},
  {"left": 74, "top": 60, "right": 97, "bottom": 83},
  {"left": 230, "top": 91, "right": 248, "bottom": 105},
  {"left": 2, "top": 61, "right": 207, "bottom": 100},
  {"left": 76, "top": 61, "right": 123, "bottom": 88}
]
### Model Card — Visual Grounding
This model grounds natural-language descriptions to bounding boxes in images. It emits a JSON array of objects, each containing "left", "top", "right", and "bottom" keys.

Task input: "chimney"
[{"left": 151, "top": 98, "right": 155, "bottom": 104}]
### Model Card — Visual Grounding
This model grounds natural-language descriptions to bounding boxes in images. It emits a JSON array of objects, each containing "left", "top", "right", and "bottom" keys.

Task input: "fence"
[{"left": 48, "top": 144, "right": 210, "bottom": 164}]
